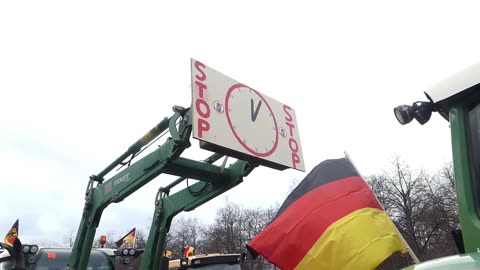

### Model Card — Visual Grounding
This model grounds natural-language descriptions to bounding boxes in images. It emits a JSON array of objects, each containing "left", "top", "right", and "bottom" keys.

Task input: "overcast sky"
[{"left": 1, "top": 1, "right": 480, "bottom": 246}]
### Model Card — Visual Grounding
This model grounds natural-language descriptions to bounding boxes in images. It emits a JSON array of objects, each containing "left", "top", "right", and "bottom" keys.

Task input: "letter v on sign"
[{"left": 251, "top": 98, "right": 262, "bottom": 122}]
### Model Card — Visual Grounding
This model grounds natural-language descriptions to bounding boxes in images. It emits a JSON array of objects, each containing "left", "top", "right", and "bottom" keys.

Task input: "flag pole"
[{"left": 344, "top": 152, "right": 421, "bottom": 264}]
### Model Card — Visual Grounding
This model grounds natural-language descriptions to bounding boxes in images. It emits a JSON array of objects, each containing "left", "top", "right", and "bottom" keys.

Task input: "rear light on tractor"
[
  {"left": 21, "top": 245, "right": 39, "bottom": 254},
  {"left": 21, "top": 244, "right": 39, "bottom": 266}
]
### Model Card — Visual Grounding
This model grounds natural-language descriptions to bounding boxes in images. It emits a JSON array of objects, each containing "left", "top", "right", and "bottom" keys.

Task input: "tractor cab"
[{"left": 395, "top": 62, "right": 480, "bottom": 269}]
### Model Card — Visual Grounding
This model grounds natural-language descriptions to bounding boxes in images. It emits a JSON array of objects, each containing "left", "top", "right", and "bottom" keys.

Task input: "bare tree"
[
  {"left": 63, "top": 229, "right": 76, "bottom": 247},
  {"left": 202, "top": 199, "right": 245, "bottom": 253},
  {"left": 367, "top": 157, "right": 460, "bottom": 269},
  {"left": 135, "top": 228, "right": 148, "bottom": 249},
  {"left": 167, "top": 215, "right": 203, "bottom": 258},
  {"left": 421, "top": 162, "right": 459, "bottom": 257},
  {"left": 200, "top": 198, "right": 278, "bottom": 270},
  {"left": 243, "top": 206, "right": 278, "bottom": 270}
]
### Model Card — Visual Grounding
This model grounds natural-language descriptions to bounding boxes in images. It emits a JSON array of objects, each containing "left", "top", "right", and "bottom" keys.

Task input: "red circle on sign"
[{"left": 225, "top": 83, "right": 279, "bottom": 157}]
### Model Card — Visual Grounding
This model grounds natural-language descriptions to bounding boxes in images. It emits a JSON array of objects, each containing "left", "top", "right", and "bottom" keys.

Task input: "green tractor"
[
  {"left": 395, "top": 62, "right": 480, "bottom": 269},
  {"left": 0, "top": 59, "right": 295, "bottom": 270}
]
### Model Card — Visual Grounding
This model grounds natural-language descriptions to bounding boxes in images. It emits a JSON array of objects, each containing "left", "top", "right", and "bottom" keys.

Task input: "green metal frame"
[
  {"left": 449, "top": 105, "right": 480, "bottom": 253},
  {"left": 65, "top": 106, "right": 257, "bottom": 270},
  {"left": 403, "top": 99, "right": 480, "bottom": 269}
]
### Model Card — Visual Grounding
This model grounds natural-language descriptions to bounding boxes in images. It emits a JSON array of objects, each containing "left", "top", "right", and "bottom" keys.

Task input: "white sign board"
[{"left": 191, "top": 59, "right": 305, "bottom": 171}]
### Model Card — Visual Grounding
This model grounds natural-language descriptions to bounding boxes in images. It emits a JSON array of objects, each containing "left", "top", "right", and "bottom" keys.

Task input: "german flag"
[
  {"left": 4, "top": 219, "right": 19, "bottom": 247},
  {"left": 183, "top": 246, "right": 194, "bottom": 257},
  {"left": 247, "top": 158, "right": 406, "bottom": 270},
  {"left": 115, "top": 228, "right": 136, "bottom": 248}
]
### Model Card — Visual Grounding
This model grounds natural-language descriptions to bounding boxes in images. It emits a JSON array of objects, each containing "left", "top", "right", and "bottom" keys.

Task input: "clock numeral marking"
[{"left": 251, "top": 98, "right": 262, "bottom": 122}]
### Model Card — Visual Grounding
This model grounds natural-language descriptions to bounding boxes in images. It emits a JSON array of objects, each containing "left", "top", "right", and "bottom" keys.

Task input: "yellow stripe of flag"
[{"left": 295, "top": 208, "right": 407, "bottom": 270}]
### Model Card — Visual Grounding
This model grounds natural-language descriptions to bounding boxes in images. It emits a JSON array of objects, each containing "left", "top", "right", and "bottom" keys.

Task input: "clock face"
[{"left": 225, "top": 83, "right": 279, "bottom": 157}]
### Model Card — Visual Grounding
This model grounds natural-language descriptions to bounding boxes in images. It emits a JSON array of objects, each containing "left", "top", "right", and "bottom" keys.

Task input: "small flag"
[
  {"left": 3, "top": 219, "right": 19, "bottom": 247},
  {"left": 183, "top": 246, "right": 194, "bottom": 257},
  {"left": 115, "top": 228, "right": 136, "bottom": 248},
  {"left": 247, "top": 158, "right": 407, "bottom": 270}
]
